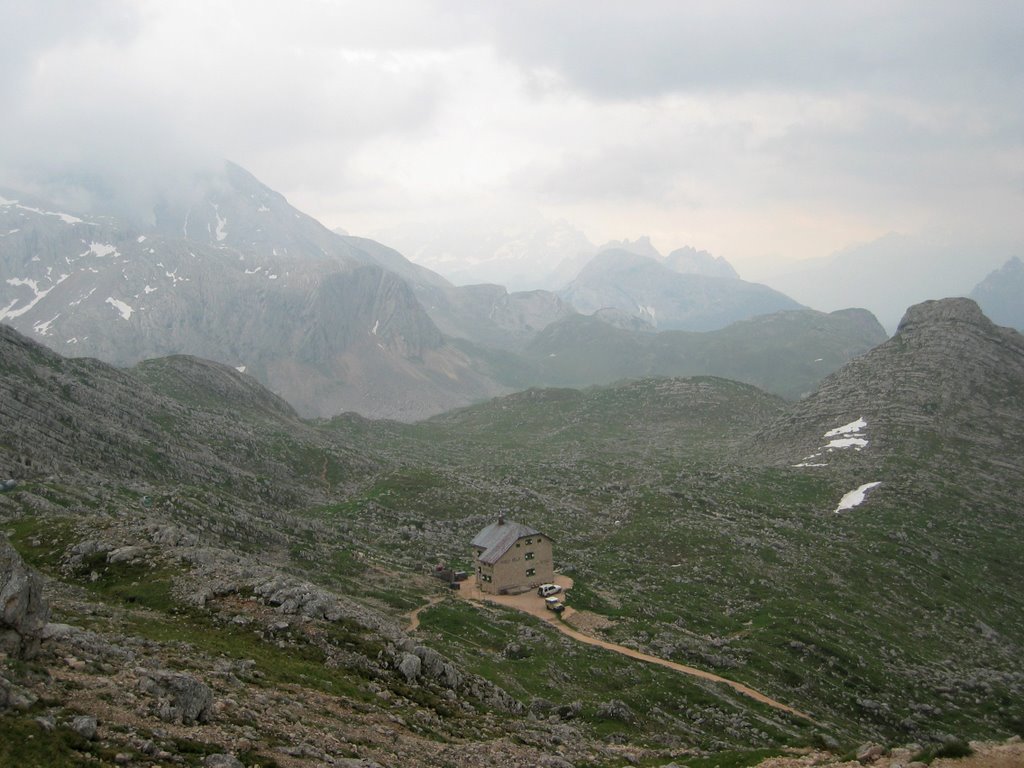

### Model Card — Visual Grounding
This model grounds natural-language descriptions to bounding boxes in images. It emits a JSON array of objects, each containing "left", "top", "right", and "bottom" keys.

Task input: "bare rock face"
[{"left": 0, "top": 535, "right": 50, "bottom": 659}]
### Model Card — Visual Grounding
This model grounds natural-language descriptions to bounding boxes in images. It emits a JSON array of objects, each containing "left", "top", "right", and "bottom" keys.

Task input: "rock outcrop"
[
  {"left": 139, "top": 669, "right": 214, "bottom": 725},
  {"left": 752, "top": 298, "right": 1024, "bottom": 474},
  {"left": 0, "top": 535, "right": 50, "bottom": 659}
]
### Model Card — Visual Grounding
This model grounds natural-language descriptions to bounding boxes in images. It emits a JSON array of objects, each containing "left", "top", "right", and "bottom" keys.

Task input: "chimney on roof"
[{"left": 497, "top": 513, "right": 505, "bottom": 525}]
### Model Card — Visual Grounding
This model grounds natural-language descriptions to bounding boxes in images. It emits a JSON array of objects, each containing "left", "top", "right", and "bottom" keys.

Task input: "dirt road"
[{"left": 454, "top": 575, "right": 813, "bottom": 722}]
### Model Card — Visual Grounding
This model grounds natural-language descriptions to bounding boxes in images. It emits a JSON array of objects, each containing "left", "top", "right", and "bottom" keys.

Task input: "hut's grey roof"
[{"left": 472, "top": 519, "right": 541, "bottom": 565}]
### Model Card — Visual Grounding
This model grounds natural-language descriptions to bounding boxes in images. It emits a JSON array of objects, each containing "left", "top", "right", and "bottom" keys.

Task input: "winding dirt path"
[
  {"left": 406, "top": 594, "right": 445, "bottom": 632},
  {"left": 455, "top": 575, "right": 814, "bottom": 722}
]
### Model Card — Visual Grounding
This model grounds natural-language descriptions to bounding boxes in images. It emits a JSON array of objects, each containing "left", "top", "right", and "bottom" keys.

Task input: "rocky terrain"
[{"left": 2, "top": 297, "right": 1023, "bottom": 766}]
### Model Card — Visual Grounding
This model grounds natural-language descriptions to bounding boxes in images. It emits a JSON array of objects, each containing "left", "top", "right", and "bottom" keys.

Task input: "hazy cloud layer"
[{"left": 1, "top": 1, "right": 1021, "bottom": 268}]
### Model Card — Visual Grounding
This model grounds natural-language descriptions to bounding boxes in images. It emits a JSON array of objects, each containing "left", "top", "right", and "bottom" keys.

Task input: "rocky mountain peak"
[
  {"left": 562, "top": 249, "right": 802, "bottom": 331},
  {"left": 596, "top": 235, "right": 661, "bottom": 259},
  {"left": 664, "top": 246, "right": 740, "bottom": 279},
  {"left": 894, "top": 296, "right": 991, "bottom": 336},
  {"left": 752, "top": 297, "right": 1024, "bottom": 474}
]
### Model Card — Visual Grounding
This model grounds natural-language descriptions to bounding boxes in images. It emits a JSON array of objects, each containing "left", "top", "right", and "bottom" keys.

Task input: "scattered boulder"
[
  {"left": 149, "top": 525, "right": 198, "bottom": 548},
  {"left": 529, "top": 696, "right": 555, "bottom": 716},
  {"left": 0, "top": 668, "right": 36, "bottom": 710},
  {"left": 557, "top": 701, "right": 583, "bottom": 720},
  {"left": 41, "top": 622, "right": 78, "bottom": 641},
  {"left": 1, "top": 535, "right": 50, "bottom": 659},
  {"left": 70, "top": 715, "right": 98, "bottom": 740},
  {"left": 335, "top": 758, "right": 384, "bottom": 768},
  {"left": 107, "top": 546, "right": 145, "bottom": 564},
  {"left": 138, "top": 669, "right": 213, "bottom": 725},
  {"left": 856, "top": 743, "right": 886, "bottom": 763},
  {"left": 203, "top": 755, "right": 244, "bottom": 768},
  {"left": 65, "top": 540, "right": 112, "bottom": 567},
  {"left": 596, "top": 698, "right": 633, "bottom": 723}
]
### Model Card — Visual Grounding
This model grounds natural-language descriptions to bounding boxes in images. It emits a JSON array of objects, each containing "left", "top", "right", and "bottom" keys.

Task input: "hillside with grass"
[{"left": 2, "top": 298, "right": 1023, "bottom": 766}]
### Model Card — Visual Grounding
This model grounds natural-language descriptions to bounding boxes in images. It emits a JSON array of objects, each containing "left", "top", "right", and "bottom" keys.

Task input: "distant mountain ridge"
[
  {"left": 758, "top": 233, "right": 1011, "bottom": 332},
  {"left": 560, "top": 248, "right": 803, "bottom": 331},
  {"left": 970, "top": 256, "right": 1024, "bottom": 332},
  {"left": 664, "top": 246, "right": 739, "bottom": 279},
  {"left": 523, "top": 306, "right": 887, "bottom": 399}
]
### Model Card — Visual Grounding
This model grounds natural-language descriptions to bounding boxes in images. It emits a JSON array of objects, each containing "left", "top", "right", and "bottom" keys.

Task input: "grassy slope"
[
  {"left": 4, "top": 319, "right": 1022, "bottom": 758},
  {"left": 320, "top": 376, "right": 1024, "bottom": 746}
]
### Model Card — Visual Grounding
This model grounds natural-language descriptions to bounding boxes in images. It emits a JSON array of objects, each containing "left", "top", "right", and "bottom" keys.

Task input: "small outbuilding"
[{"left": 471, "top": 514, "right": 553, "bottom": 594}]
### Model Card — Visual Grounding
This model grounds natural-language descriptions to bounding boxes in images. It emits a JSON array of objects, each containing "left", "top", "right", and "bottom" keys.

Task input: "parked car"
[
  {"left": 544, "top": 596, "right": 565, "bottom": 613},
  {"left": 537, "top": 583, "right": 562, "bottom": 597}
]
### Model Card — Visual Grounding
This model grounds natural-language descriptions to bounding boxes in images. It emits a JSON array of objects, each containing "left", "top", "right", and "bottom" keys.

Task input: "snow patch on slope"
[
  {"left": 793, "top": 416, "right": 870, "bottom": 467},
  {"left": 82, "top": 242, "right": 120, "bottom": 259},
  {"left": 835, "top": 482, "right": 882, "bottom": 513},
  {"left": 105, "top": 297, "right": 134, "bottom": 320},
  {"left": 214, "top": 204, "right": 227, "bottom": 242},
  {"left": 0, "top": 195, "right": 87, "bottom": 225},
  {"left": 33, "top": 313, "right": 60, "bottom": 336},
  {"left": 824, "top": 417, "right": 867, "bottom": 438},
  {"left": 2, "top": 274, "right": 69, "bottom": 320}
]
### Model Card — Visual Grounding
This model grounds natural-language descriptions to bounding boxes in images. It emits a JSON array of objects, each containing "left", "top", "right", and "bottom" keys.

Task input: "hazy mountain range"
[
  {"left": 755, "top": 233, "right": 1014, "bottom": 333},
  {"left": 1, "top": 161, "right": 889, "bottom": 419},
  {"left": 378, "top": 217, "right": 1019, "bottom": 337},
  {"left": 560, "top": 248, "right": 801, "bottom": 332},
  {"left": 970, "top": 256, "right": 1024, "bottom": 332}
]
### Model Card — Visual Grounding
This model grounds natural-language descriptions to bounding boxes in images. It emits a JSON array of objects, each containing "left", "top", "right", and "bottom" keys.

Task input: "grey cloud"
[
  {"left": 490, "top": 2, "right": 1024, "bottom": 102},
  {"left": 526, "top": 129, "right": 735, "bottom": 208},
  {"left": 0, "top": 0, "right": 139, "bottom": 101},
  {"left": 0, "top": 3, "right": 445, "bottom": 220},
  {"left": 759, "top": 101, "right": 1024, "bottom": 209}
]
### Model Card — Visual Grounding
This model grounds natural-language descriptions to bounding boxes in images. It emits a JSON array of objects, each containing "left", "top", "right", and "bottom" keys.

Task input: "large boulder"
[
  {"left": 138, "top": 670, "right": 214, "bottom": 725},
  {"left": 1, "top": 536, "right": 50, "bottom": 659},
  {"left": 398, "top": 652, "right": 421, "bottom": 683}
]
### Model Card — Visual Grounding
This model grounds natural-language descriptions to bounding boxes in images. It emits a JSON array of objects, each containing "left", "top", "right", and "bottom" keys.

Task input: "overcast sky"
[{"left": 1, "top": 0, "right": 1022, "bottom": 275}]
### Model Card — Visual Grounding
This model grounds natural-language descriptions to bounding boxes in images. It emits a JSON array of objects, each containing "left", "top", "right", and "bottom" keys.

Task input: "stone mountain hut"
[{"left": 471, "top": 515, "right": 553, "bottom": 594}]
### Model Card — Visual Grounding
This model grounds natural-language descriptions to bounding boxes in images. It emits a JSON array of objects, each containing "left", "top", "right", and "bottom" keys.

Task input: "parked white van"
[{"left": 537, "top": 583, "right": 562, "bottom": 597}]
